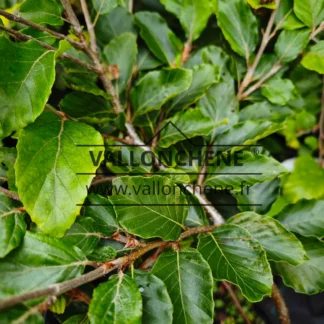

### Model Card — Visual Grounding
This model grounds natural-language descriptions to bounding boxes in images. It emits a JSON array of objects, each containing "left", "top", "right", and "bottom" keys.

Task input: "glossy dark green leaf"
[
  {"left": 84, "top": 194, "right": 119, "bottom": 236},
  {"left": 0, "top": 37, "right": 56, "bottom": 139},
  {"left": 293, "top": 0, "right": 324, "bottom": 28},
  {"left": 205, "top": 152, "right": 288, "bottom": 190},
  {"left": 59, "top": 92, "right": 114, "bottom": 124},
  {"left": 136, "top": 46, "right": 163, "bottom": 71},
  {"left": 301, "top": 41, "right": 324, "bottom": 74},
  {"left": 88, "top": 245, "right": 116, "bottom": 262},
  {"left": 152, "top": 249, "right": 214, "bottom": 324},
  {"left": 198, "top": 224, "right": 273, "bottom": 302},
  {"left": 88, "top": 273, "right": 142, "bottom": 324},
  {"left": 274, "top": 236, "right": 324, "bottom": 294},
  {"left": 134, "top": 270, "right": 173, "bottom": 324},
  {"left": 110, "top": 175, "right": 187, "bottom": 240},
  {"left": 0, "top": 232, "right": 86, "bottom": 299},
  {"left": 103, "top": 33, "right": 137, "bottom": 93},
  {"left": 261, "top": 78, "right": 299, "bottom": 105},
  {"left": 21, "top": 27, "right": 57, "bottom": 45},
  {"left": 20, "top": 0, "right": 63, "bottom": 25},
  {"left": 161, "top": 0, "right": 213, "bottom": 41},
  {"left": 185, "top": 194, "right": 209, "bottom": 227},
  {"left": 134, "top": 11, "right": 182, "bottom": 65},
  {"left": 131, "top": 68, "right": 192, "bottom": 120},
  {"left": 275, "top": 29, "right": 310, "bottom": 63},
  {"left": 0, "top": 147, "right": 17, "bottom": 192},
  {"left": 0, "top": 305, "right": 44, "bottom": 324},
  {"left": 63, "top": 314, "right": 89, "bottom": 324},
  {"left": 276, "top": 199, "right": 324, "bottom": 239},
  {"left": 168, "top": 64, "right": 219, "bottom": 113},
  {"left": 275, "top": 0, "right": 305, "bottom": 30},
  {"left": 216, "top": 0, "right": 259, "bottom": 59},
  {"left": 15, "top": 111, "right": 104, "bottom": 237},
  {"left": 63, "top": 217, "right": 100, "bottom": 256},
  {"left": 0, "top": 192, "right": 26, "bottom": 258},
  {"left": 92, "top": 0, "right": 118, "bottom": 15},
  {"left": 158, "top": 108, "right": 213, "bottom": 148},
  {"left": 228, "top": 212, "right": 307, "bottom": 265}
]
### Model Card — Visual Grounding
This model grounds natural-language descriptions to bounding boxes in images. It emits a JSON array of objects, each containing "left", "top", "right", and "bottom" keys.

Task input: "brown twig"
[
  {"left": 311, "top": 21, "right": 324, "bottom": 40},
  {"left": 271, "top": 283, "right": 291, "bottom": 324},
  {"left": 319, "top": 76, "right": 324, "bottom": 167},
  {"left": 0, "top": 187, "right": 20, "bottom": 201},
  {"left": 181, "top": 40, "right": 192, "bottom": 66},
  {"left": 222, "top": 281, "right": 251, "bottom": 324}
]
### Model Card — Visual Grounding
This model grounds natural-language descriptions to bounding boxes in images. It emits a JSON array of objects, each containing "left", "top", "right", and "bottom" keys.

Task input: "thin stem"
[
  {"left": 271, "top": 283, "right": 291, "bottom": 324},
  {"left": 222, "top": 281, "right": 251, "bottom": 324},
  {"left": 80, "top": 0, "right": 97, "bottom": 54},
  {"left": 0, "top": 10, "right": 84, "bottom": 50},
  {"left": 0, "top": 187, "right": 20, "bottom": 201},
  {"left": 311, "top": 21, "right": 324, "bottom": 40},
  {"left": 60, "top": 0, "right": 84, "bottom": 38},
  {"left": 319, "top": 76, "right": 324, "bottom": 167},
  {"left": 181, "top": 40, "right": 192, "bottom": 66}
]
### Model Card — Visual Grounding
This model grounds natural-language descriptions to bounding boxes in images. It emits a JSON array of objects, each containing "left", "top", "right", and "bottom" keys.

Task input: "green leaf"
[
  {"left": 198, "top": 224, "right": 273, "bottom": 302},
  {"left": 88, "top": 245, "right": 116, "bottom": 262},
  {"left": 134, "top": 11, "right": 182, "bottom": 65},
  {"left": 293, "top": 0, "right": 324, "bottom": 28},
  {"left": 261, "top": 78, "right": 299, "bottom": 105},
  {"left": 95, "top": 7, "right": 136, "bottom": 45},
  {"left": 216, "top": 0, "right": 259, "bottom": 59},
  {"left": 274, "top": 29, "right": 310, "bottom": 63},
  {"left": 0, "top": 305, "right": 44, "bottom": 324},
  {"left": 103, "top": 33, "right": 137, "bottom": 93},
  {"left": 282, "top": 155, "right": 324, "bottom": 202},
  {"left": 110, "top": 175, "right": 187, "bottom": 240},
  {"left": 136, "top": 46, "right": 163, "bottom": 71},
  {"left": 185, "top": 194, "right": 209, "bottom": 227},
  {"left": 84, "top": 194, "right": 119, "bottom": 236},
  {"left": 247, "top": 0, "right": 276, "bottom": 9},
  {"left": 276, "top": 199, "right": 324, "bottom": 239},
  {"left": 158, "top": 108, "right": 213, "bottom": 148},
  {"left": 21, "top": 27, "right": 57, "bottom": 45},
  {"left": 239, "top": 101, "right": 294, "bottom": 122},
  {"left": 0, "top": 192, "right": 26, "bottom": 258},
  {"left": 92, "top": 0, "right": 118, "bottom": 15},
  {"left": 205, "top": 152, "right": 288, "bottom": 190},
  {"left": 20, "top": 0, "right": 63, "bottom": 26},
  {"left": 301, "top": 41, "right": 324, "bottom": 74},
  {"left": 63, "top": 217, "right": 100, "bottom": 256},
  {"left": 63, "top": 314, "right": 89, "bottom": 324},
  {"left": 0, "top": 37, "right": 56, "bottom": 139},
  {"left": 134, "top": 270, "right": 173, "bottom": 324},
  {"left": 152, "top": 249, "right": 214, "bottom": 324},
  {"left": 274, "top": 236, "right": 324, "bottom": 294},
  {"left": 275, "top": 0, "right": 305, "bottom": 30},
  {"left": 15, "top": 111, "right": 104, "bottom": 237},
  {"left": 88, "top": 273, "right": 142, "bottom": 324},
  {"left": 168, "top": 64, "right": 219, "bottom": 113},
  {"left": 131, "top": 68, "right": 192, "bottom": 120},
  {"left": 0, "top": 147, "right": 17, "bottom": 192},
  {"left": 228, "top": 212, "right": 307, "bottom": 265},
  {"left": 0, "top": 232, "right": 86, "bottom": 299},
  {"left": 60, "top": 92, "right": 114, "bottom": 124},
  {"left": 213, "top": 120, "right": 284, "bottom": 151},
  {"left": 161, "top": 0, "right": 213, "bottom": 41}
]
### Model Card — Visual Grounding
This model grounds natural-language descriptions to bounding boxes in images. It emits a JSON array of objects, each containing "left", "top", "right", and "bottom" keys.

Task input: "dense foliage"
[{"left": 0, "top": 0, "right": 323, "bottom": 323}]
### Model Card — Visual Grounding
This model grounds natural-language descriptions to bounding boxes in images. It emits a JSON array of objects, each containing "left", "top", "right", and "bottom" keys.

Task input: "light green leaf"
[
  {"left": 152, "top": 249, "right": 214, "bottom": 324},
  {"left": 88, "top": 273, "right": 142, "bottom": 324},
  {"left": 275, "top": 0, "right": 305, "bottom": 30},
  {"left": 228, "top": 212, "right": 307, "bottom": 265},
  {"left": 301, "top": 41, "right": 324, "bottom": 74},
  {"left": 131, "top": 68, "right": 192, "bottom": 120},
  {"left": 103, "top": 33, "right": 137, "bottom": 93},
  {"left": 0, "top": 232, "right": 86, "bottom": 299},
  {"left": 168, "top": 64, "right": 219, "bottom": 113},
  {"left": 198, "top": 224, "right": 273, "bottom": 302},
  {"left": 261, "top": 78, "right": 299, "bottom": 105},
  {"left": 293, "top": 0, "right": 324, "bottom": 28},
  {"left": 216, "top": 0, "right": 259, "bottom": 59},
  {"left": 205, "top": 151, "right": 288, "bottom": 190},
  {"left": 15, "top": 111, "right": 104, "bottom": 237},
  {"left": 213, "top": 120, "right": 284, "bottom": 151},
  {"left": 110, "top": 176, "right": 187, "bottom": 240},
  {"left": 0, "top": 192, "right": 26, "bottom": 258},
  {"left": 276, "top": 199, "right": 324, "bottom": 239},
  {"left": 0, "top": 37, "right": 56, "bottom": 139},
  {"left": 158, "top": 108, "right": 213, "bottom": 148},
  {"left": 20, "top": 0, "right": 63, "bottom": 26},
  {"left": 275, "top": 29, "right": 310, "bottom": 63},
  {"left": 247, "top": 0, "right": 276, "bottom": 9},
  {"left": 282, "top": 155, "right": 324, "bottom": 202},
  {"left": 63, "top": 217, "right": 100, "bottom": 256},
  {"left": 134, "top": 270, "right": 173, "bottom": 324},
  {"left": 92, "top": 0, "right": 118, "bottom": 15},
  {"left": 134, "top": 11, "right": 182, "bottom": 65},
  {"left": 274, "top": 236, "right": 324, "bottom": 294},
  {"left": 84, "top": 194, "right": 119, "bottom": 236},
  {"left": 60, "top": 92, "right": 114, "bottom": 124},
  {"left": 161, "top": 0, "right": 213, "bottom": 41}
]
